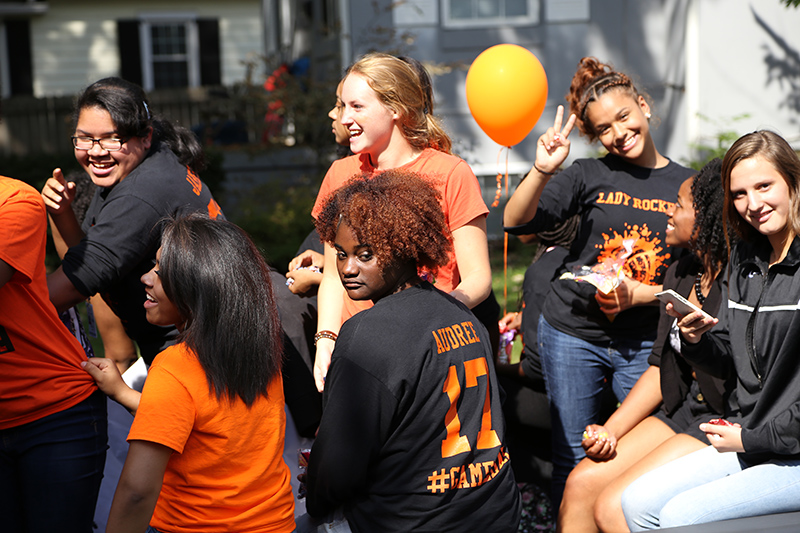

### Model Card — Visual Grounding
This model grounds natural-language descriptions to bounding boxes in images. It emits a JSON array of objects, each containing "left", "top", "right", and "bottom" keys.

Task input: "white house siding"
[
  {"left": 692, "top": 0, "right": 800, "bottom": 147},
  {"left": 31, "top": 0, "right": 263, "bottom": 97}
]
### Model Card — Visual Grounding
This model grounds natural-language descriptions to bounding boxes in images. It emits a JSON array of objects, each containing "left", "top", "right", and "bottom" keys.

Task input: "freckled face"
[
  {"left": 141, "top": 247, "right": 185, "bottom": 329},
  {"left": 730, "top": 156, "right": 792, "bottom": 245},
  {"left": 584, "top": 91, "right": 653, "bottom": 166},
  {"left": 339, "top": 73, "right": 398, "bottom": 157},
  {"left": 665, "top": 177, "right": 695, "bottom": 248},
  {"left": 334, "top": 222, "right": 408, "bottom": 303},
  {"left": 74, "top": 106, "right": 151, "bottom": 188}
]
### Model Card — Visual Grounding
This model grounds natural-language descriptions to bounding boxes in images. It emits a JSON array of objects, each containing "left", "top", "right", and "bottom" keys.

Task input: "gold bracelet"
[{"left": 314, "top": 330, "right": 338, "bottom": 346}]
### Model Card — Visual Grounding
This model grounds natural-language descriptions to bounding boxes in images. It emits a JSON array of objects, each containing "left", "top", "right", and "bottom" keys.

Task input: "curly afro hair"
[
  {"left": 691, "top": 157, "right": 737, "bottom": 271},
  {"left": 315, "top": 170, "right": 453, "bottom": 275}
]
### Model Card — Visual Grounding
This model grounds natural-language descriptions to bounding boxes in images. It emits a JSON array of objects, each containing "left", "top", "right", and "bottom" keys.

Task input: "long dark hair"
[
  {"left": 74, "top": 77, "right": 206, "bottom": 173},
  {"left": 158, "top": 214, "right": 283, "bottom": 406}
]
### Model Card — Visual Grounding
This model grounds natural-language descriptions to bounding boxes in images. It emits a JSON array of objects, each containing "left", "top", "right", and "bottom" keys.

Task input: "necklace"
[{"left": 694, "top": 272, "right": 706, "bottom": 306}]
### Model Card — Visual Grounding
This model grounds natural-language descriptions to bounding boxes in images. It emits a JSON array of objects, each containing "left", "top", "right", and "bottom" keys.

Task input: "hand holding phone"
[{"left": 655, "top": 289, "right": 714, "bottom": 320}]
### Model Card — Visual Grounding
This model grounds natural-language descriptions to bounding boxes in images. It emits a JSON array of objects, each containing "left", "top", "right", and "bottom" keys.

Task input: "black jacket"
[
  {"left": 683, "top": 236, "right": 800, "bottom": 459},
  {"left": 649, "top": 254, "right": 727, "bottom": 418}
]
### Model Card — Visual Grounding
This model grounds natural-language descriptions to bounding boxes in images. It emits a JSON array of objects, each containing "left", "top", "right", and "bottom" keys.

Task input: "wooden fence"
[{"left": 0, "top": 87, "right": 267, "bottom": 156}]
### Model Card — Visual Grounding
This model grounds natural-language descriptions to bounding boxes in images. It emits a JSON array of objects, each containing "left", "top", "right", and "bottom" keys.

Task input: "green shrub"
[{"left": 229, "top": 180, "right": 318, "bottom": 270}]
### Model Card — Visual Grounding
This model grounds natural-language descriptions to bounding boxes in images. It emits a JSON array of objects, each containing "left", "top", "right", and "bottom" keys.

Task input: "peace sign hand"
[{"left": 534, "top": 105, "right": 577, "bottom": 175}]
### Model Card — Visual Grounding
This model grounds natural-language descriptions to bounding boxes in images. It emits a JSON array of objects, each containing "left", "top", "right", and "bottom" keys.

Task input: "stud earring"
[{"left": 645, "top": 112, "right": 651, "bottom": 119}]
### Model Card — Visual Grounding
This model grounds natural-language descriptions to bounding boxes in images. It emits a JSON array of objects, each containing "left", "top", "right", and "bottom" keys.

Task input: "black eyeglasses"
[{"left": 72, "top": 136, "right": 126, "bottom": 151}]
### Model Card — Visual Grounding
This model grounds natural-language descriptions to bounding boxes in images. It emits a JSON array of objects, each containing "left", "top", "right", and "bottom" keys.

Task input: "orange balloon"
[{"left": 466, "top": 44, "right": 548, "bottom": 147}]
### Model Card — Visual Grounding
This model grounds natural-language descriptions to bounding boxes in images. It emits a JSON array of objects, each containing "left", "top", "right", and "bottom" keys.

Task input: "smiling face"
[
  {"left": 141, "top": 247, "right": 185, "bottom": 329},
  {"left": 340, "top": 73, "right": 398, "bottom": 157},
  {"left": 334, "top": 221, "right": 413, "bottom": 303},
  {"left": 665, "top": 177, "right": 696, "bottom": 248},
  {"left": 74, "top": 106, "right": 151, "bottom": 188},
  {"left": 730, "top": 156, "right": 792, "bottom": 250},
  {"left": 584, "top": 90, "right": 653, "bottom": 166},
  {"left": 328, "top": 81, "right": 350, "bottom": 146}
]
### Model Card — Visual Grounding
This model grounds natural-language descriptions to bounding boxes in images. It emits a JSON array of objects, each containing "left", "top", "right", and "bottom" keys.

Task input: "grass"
[
  {"left": 489, "top": 235, "right": 536, "bottom": 364},
  {"left": 490, "top": 235, "right": 536, "bottom": 315}
]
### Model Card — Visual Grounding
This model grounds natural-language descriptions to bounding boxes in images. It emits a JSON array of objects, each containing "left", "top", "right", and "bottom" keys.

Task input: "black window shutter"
[
  {"left": 197, "top": 19, "right": 221, "bottom": 86},
  {"left": 117, "top": 20, "right": 142, "bottom": 86},
  {"left": 6, "top": 19, "right": 33, "bottom": 95}
]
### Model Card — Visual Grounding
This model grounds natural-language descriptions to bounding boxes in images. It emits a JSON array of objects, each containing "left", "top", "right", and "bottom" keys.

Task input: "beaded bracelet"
[
  {"left": 533, "top": 162, "right": 556, "bottom": 176},
  {"left": 314, "top": 330, "right": 338, "bottom": 346}
]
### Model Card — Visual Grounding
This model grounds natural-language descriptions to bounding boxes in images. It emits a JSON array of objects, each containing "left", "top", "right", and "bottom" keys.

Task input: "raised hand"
[
  {"left": 41, "top": 168, "right": 76, "bottom": 216},
  {"left": 534, "top": 105, "right": 577, "bottom": 175}
]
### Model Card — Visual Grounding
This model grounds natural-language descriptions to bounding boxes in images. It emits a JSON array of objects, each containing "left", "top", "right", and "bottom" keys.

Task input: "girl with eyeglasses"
[{"left": 41, "top": 77, "right": 222, "bottom": 364}]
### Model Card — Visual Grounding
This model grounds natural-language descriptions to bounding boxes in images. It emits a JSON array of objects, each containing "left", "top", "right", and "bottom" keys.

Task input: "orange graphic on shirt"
[
  {"left": 595, "top": 223, "right": 666, "bottom": 285},
  {"left": 186, "top": 168, "right": 203, "bottom": 196}
]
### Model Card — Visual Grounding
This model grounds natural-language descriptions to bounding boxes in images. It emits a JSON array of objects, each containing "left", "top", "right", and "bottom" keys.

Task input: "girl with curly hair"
[
  {"left": 559, "top": 159, "right": 734, "bottom": 532},
  {"left": 83, "top": 214, "right": 295, "bottom": 533},
  {"left": 622, "top": 131, "right": 800, "bottom": 529},
  {"left": 299, "top": 170, "right": 520, "bottom": 532},
  {"left": 503, "top": 57, "right": 696, "bottom": 512},
  {"left": 311, "top": 52, "right": 493, "bottom": 393}
]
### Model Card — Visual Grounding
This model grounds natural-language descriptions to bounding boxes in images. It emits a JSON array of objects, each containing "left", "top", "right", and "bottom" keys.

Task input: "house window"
[
  {"left": 118, "top": 16, "right": 220, "bottom": 91},
  {"left": 139, "top": 18, "right": 199, "bottom": 90},
  {"left": 1, "top": 18, "right": 33, "bottom": 97},
  {"left": 443, "top": 0, "right": 540, "bottom": 28},
  {"left": 150, "top": 23, "right": 190, "bottom": 88}
]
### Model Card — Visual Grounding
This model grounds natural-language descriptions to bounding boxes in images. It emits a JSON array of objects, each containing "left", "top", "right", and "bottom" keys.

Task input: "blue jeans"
[
  {"left": 622, "top": 445, "right": 800, "bottom": 530},
  {"left": 537, "top": 315, "right": 652, "bottom": 510},
  {"left": 0, "top": 390, "right": 108, "bottom": 533}
]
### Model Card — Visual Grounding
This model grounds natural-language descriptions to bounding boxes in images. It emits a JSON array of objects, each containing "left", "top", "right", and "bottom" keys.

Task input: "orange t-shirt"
[
  {"left": 128, "top": 343, "right": 295, "bottom": 533},
  {"left": 312, "top": 148, "right": 489, "bottom": 321},
  {"left": 0, "top": 177, "right": 96, "bottom": 430}
]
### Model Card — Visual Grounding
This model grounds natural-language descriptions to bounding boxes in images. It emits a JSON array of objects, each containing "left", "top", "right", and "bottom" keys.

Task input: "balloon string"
[
  {"left": 502, "top": 147, "right": 509, "bottom": 316},
  {"left": 490, "top": 146, "right": 506, "bottom": 208},
  {"left": 490, "top": 146, "right": 510, "bottom": 316},
  {"left": 503, "top": 231, "right": 508, "bottom": 316}
]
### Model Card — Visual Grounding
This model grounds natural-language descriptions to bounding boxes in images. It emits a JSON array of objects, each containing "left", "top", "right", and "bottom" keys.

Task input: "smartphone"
[{"left": 655, "top": 289, "right": 714, "bottom": 320}]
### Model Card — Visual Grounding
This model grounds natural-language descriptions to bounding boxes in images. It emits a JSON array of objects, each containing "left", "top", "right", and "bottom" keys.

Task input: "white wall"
[
  {"left": 351, "top": 0, "right": 800, "bottom": 179},
  {"left": 31, "top": 0, "right": 263, "bottom": 96},
  {"left": 691, "top": 0, "right": 800, "bottom": 148}
]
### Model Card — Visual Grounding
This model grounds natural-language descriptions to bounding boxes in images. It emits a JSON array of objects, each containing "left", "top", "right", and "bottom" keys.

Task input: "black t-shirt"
[
  {"left": 506, "top": 155, "right": 693, "bottom": 341},
  {"left": 61, "top": 146, "right": 222, "bottom": 362},
  {"left": 306, "top": 282, "right": 520, "bottom": 532}
]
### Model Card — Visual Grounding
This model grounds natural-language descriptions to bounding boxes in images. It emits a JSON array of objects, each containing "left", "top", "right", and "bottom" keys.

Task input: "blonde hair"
[
  {"left": 721, "top": 130, "right": 800, "bottom": 245},
  {"left": 347, "top": 53, "right": 452, "bottom": 154}
]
